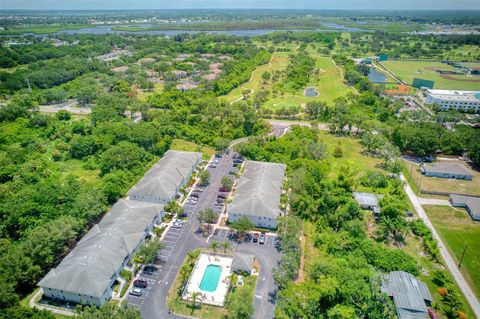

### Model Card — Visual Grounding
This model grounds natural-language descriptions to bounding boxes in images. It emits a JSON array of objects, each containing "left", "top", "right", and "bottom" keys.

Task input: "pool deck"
[{"left": 182, "top": 252, "right": 233, "bottom": 306}]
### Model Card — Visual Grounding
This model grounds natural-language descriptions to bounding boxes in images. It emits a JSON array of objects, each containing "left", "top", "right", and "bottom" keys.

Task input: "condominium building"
[{"left": 425, "top": 89, "right": 480, "bottom": 112}]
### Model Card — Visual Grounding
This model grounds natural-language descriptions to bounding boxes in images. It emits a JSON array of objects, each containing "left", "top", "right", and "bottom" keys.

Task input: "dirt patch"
[
  {"left": 385, "top": 84, "right": 414, "bottom": 95},
  {"left": 440, "top": 74, "right": 480, "bottom": 82},
  {"left": 295, "top": 233, "right": 306, "bottom": 283}
]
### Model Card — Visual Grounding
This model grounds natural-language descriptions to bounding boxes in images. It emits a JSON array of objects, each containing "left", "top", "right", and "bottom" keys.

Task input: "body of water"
[{"left": 368, "top": 67, "right": 388, "bottom": 83}]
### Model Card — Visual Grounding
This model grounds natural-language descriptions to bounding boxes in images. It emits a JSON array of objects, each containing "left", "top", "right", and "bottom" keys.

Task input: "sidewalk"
[{"left": 401, "top": 174, "right": 480, "bottom": 318}]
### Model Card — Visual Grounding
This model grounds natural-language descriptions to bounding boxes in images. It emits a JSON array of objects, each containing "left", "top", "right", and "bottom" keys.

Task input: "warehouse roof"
[
  {"left": 128, "top": 150, "right": 202, "bottom": 201},
  {"left": 227, "top": 160, "right": 286, "bottom": 219},
  {"left": 422, "top": 162, "right": 473, "bottom": 177},
  {"left": 39, "top": 200, "right": 164, "bottom": 297},
  {"left": 381, "top": 271, "right": 433, "bottom": 319}
]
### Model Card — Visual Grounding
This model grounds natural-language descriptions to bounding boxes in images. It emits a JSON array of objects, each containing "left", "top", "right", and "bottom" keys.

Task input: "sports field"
[
  {"left": 424, "top": 205, "right": 480, "bottom": 299},
  {"left": 382, "top": 60, "right": 480, "bottom": 90}
]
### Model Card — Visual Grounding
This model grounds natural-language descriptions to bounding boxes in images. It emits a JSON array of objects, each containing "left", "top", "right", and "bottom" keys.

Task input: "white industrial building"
[
  {"left": 128, "top": 150, "right": 202, "bottom": 204},
  {"left": 39, "top": 200, "right": 164, "bottom": 306},
  {"left": 227, "top": 160, "right": 286, "bottom": 229},
  {"left": 425, "top": 89, "right": 480, "bottom": 112}
]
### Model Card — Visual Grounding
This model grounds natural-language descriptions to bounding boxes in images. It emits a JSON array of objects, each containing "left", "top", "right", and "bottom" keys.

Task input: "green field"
[
  {"left": 382, "top": 60, "right": 480, "bottom": 90},
  {"left": 262, "top": 55, "right": 354, "bottom": 110},
  {"left": 317, "top": 131, "right": 383, "bottom": 178},
  {"left": 403, "top": 160, "right": 480, "bottom": 197},
  {"left": 137, "top": 82, "right": 164, "bottom": 101},
  {"left": 424, "top": 205, "right": 480, "bottom": 300},
  {"left": 223, "top": 52, "right": 290, "bottom": 103},
  {"left": 170, "top": 139, "right": 215, "bottom": 160}
]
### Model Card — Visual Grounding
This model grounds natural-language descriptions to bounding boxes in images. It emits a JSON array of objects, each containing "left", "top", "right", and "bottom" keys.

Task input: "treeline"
[
  {"left": 238, "top": 127, "right": 420, "bottom": 318},
  {"left": 239, "top": 125, "right": 470, "bottom": 317},
  {"left": 213, "top": 49, "right": 271, "bottom": 95},
  {"left": 277, "top": 52, "right": 315, "bottom": 92}
]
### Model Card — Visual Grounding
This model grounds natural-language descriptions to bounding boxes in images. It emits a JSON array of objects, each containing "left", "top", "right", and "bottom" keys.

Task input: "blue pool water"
[{"left": 199, "top": 265, "right": 222, "bottom": 292}]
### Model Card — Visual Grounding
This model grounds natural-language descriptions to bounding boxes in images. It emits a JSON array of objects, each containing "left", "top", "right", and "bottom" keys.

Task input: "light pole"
[{"left": 458, "top": 244, "right": 468, "bottom": 269}]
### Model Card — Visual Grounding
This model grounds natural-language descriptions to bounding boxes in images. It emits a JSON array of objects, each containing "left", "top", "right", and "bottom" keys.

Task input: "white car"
[
  {"left": 171, "top": 220, "right": 183, "bottom": 228},
  {"left": 130, "top": 287, "right": 142, "bottom": 296}
]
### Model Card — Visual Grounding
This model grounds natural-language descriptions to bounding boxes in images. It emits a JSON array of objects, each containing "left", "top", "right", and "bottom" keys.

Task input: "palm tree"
[
  {"left": 226, "top": 273, "right": 238, "bottom": 292},
  {"left": 190, "top": 291, "right": 202, "bottom": 310},
  {"left": 220, "top": 241, "right": 231, "bottom": 253},
  {"left": 210, "top": 241, "right": 219, "bottom": 255}
]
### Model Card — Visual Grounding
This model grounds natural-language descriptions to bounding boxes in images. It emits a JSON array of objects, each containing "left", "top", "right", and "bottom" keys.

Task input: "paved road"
[
  {"left": 401, "top": 174, "right": 480, "bottom": 318},
  {"left": 137, "top": 152, "right": 235, "bottom": 319},
  {"left": 417, "top": 197, "right": 451, "bottom": 206},
  {"left": 210, "top": 228, "right": 279, "bottom": 319}
]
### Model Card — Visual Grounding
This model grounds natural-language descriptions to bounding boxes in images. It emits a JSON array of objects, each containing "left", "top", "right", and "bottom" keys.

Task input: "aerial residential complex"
[
  {"left": 227, "top": 160, "right": 286, "bottom": 229},
  {"left": 425, "top": 89, "right": 480, "bottom": 112},
  {"left": 38, "top": 150, "right": 202, "bottom": 306},
  {"left": 39, "top": 200, "right": 164, "bottom": 306},
  {"left": 128, "top": 150, "right": 202, "bottom": 204}
]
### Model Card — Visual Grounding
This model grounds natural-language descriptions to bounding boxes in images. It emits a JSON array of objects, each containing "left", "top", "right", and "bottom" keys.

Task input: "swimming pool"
[{"left": 199, "top": 264, "right": 222, "bottom": 292}]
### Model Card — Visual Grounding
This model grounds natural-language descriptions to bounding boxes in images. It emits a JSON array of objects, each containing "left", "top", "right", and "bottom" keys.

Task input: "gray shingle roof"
[
  {"left": 422, "top": 162, "right": 473, "bottom": 177},
  {"left": 381, "top": 271, "right": 432, "bottom": 319},
  {"left": 227, "top": 160, "right": 286, "bottom": 219},
  {"left": 450, "top": 194, "right": 480, "bottom": 220},
  {"left": 232, "top": 253, "right": 255, "bottom": 272},
  {"left": 353, "top": 192, "right": 380, "bottom": 207},
  {"left": 39, "top": 200, "right": 164, "bottom": 297},
  {"left": 128, "top": 150, "right": 202, "bottom": 201}
]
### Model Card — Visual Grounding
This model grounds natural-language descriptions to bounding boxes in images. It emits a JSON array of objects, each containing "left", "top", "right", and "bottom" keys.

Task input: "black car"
[
  {"left": 142, "top": 265, "right": 157, "bottom": 275},
  {"left": 133, "top": 278, "right": 148, "bottom": 288}
]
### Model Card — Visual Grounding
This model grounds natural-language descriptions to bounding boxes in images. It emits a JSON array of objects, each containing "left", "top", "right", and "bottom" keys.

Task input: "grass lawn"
[
  {"left": 318, "top": 131, "right": 383, "bottom": 178},
  {"left": 223, "top": 52, "right": 290, "bottom": 103},
  {"left": 170, "top": 139, "right": 216, "bottom": 160},
  {"left": 382, "top": 60, "right": 480, "bottom": 90},
  {"left": 403, "top": 160, "right": 480, "bottom": 197},
  {"left": 262, "top": 54, "right": 354, "bottom": 111},
  {"left": 137, "top": 82, "right": 164, "bottom": 101},
  {"left": 423, "top": 205, "right": 480, "bottom": 300}
]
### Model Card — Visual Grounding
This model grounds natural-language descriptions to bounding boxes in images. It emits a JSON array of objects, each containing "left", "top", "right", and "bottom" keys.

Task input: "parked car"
[
  {"left": 215, "top": 153, "right": 223, "bottom": 158},
  {"left": 179, "top": 212, "right": 188, "bottom": 218},
  {"left": 259, "top": 232, "right": 266, "bottom": 244},
  {"left": 190, "top": 192, "right": 200, "bottom": 198},
  {"left": 253, "top": 233, "right": 259, "bottom": 243},
  {"left": 130, "top": 288, "right": 143, "bottom": 296},
  {"left": 428, "top": 308, "right": 439, "bottom": 319},
  {"left": 133, "top": 279, "right": 148, "bottom": 288},
  {"left": 143, "top": 265, "right": 158, "bottom": 274},
  {"left": 171, "top": 221, "right": 182, "bottom": 228},
  {"left": 219, "top": 187, "right": 230, "bottom": 192}
]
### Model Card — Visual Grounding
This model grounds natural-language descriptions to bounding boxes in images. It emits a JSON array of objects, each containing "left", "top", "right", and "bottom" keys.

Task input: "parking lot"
[
  {"left": 210, "top": 228, "right": 278, "bottom": 248},
  {"left": 127, "top": 153, "right": 232, "bottom": 313},
  {"left": 127, "top": 265, "right": 164, "bottom": 309}
]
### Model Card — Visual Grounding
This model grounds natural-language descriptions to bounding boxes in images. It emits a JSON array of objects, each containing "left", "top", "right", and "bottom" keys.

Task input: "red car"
[
  {"left": 428, "top": 308, "right": 439, "bottom": 319},
  {"left": 253, "top": 233, "right": 259, "bottom": 243}
]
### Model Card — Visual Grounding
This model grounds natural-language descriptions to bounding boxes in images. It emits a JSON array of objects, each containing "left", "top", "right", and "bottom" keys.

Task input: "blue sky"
[{"left": 1, "top": 0, "right": 479, "bottom": 11}]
